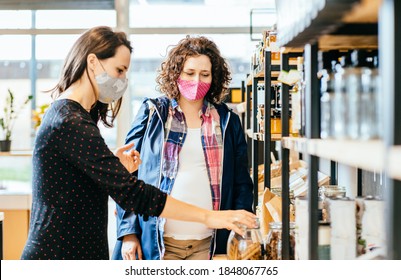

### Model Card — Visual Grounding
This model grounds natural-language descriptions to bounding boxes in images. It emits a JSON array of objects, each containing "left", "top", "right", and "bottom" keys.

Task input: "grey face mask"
[{"left": 95, "top": 61, "right": 128, "bottom": 104}]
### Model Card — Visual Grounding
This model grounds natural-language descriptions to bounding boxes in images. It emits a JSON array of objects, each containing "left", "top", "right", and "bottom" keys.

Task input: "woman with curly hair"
[{"left": 112, "top": 35, "right": 253, "bottom": 260}]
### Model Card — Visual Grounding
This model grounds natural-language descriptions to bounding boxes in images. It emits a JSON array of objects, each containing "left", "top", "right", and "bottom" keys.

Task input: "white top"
[{"left": 164, "top": 127, "right": 213, "bottom": 240}]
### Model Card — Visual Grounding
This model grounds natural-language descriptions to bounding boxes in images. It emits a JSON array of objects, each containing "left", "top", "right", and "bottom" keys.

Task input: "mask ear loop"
[
  {"left": 96, "top": 57, "right": 107, "bottom": 73},
  {"left": 91, "top": 57, "right": 107, "bottom": 108}
]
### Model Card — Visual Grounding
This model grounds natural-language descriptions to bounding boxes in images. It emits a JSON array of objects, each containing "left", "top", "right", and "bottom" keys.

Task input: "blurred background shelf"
[
  {"left": 0, "top": 150, "right": 33, "bottom": 157},
  {"left": 277, "top": 0, "right": 380, "bottom": 48}
]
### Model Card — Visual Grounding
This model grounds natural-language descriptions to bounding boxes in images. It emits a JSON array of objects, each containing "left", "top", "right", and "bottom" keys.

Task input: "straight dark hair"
[{"left": 49, "top": 26, "right": 132, "bottom": 127}]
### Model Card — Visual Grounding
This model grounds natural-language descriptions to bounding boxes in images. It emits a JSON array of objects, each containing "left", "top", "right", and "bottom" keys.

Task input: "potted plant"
[
  {"left": 0, "top": 89, "right": 32, "bottom": 152},
  {"left": 32, "top": 103, "right": 50, "bottom": 129}
]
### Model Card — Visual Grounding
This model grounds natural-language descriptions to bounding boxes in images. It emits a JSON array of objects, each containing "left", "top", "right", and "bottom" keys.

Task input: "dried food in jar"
[
  {"left": 265, "top": 222, "right": 295, "bottom": 260},
  {"left": 227, "top": 219, "right": 264, "bottom": 260}
]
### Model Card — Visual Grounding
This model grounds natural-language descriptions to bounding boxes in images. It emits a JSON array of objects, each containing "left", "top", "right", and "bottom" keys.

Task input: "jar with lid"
[
  {"left": 318, "top": 222, "right": 331, "bottom": 259},
  {"left": 319, "top": 185, "right": 346, "bottom": 222},
  {"left": 320, "top": 185, "right": 346, "bottom": 199},
  {"left": 226, "top": 219, "right": 264, "bottom": 260},
  {"left": 265, "top": 222, "right": 295, "bottom": 260}
]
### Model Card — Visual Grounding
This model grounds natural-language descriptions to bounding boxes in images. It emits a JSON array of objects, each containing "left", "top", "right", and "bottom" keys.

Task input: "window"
[
  {"left": 35, "top": 10, "right": 116, "bottom": 29},
  {"left": 0, "top": 3, "right": 276, "bottom": 152},
  {"left": 0, "top": 11, "right": 31, "bottom": 28},
  {"left": 0, "top": 35, "right": 32, "bottom": 150}
]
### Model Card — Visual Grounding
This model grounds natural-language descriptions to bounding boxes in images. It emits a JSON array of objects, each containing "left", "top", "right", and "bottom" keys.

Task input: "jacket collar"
[
  {"left": 213, "top": 102, "right": 231, "bottom": 132},
  {"left": 149, "top": 96, "right": 170, "bottom": 122}
]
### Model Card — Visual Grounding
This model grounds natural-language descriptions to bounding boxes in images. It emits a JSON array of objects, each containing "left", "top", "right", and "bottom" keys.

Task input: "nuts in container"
[{"left": 265, "top": 222, "right": 296, "bottom": 260}]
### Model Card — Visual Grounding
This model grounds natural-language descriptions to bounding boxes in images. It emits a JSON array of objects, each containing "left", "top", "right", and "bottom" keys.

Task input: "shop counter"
[
  {"left": 0, "top": 181, "right": 32, "bottom": 260},
  {"left": 0, "top": 211, "right": 4, "bottom": 259}
]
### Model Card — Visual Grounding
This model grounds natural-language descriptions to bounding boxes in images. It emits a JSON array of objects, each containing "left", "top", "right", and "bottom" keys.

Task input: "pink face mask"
[{"left": 177, "top": 77, "right": 211, "bottom": 101}]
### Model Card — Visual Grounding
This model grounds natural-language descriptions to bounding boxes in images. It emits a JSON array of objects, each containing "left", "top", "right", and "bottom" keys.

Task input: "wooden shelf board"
[
  {"left": 0, "top": 150, "right": 33, "bottom": 157},
  {"left": 254, "top": 70, "right": 264, "bottom": 78},
  {"left": 255, "top": 133, "right": 282, "bottom": 142},
  {"left": 271, "top": 59, "right": 298, "bottom": 65},
  {"left": 278, "top": 0, "right": 379, "bottom": 48},
  {"left": 246, "top": 75, "right": 252, "bottom": 86},
  {"left": 282, "top": 137, "right": 385, "bottom": 172},
  {"left": 342, "top": 0, "right": 381, "bottom": 23},
  {"left": 318, "top": 35, "right": 378, "bottom": 50},
  {"left": 307, "top": 139, "right": 384, "bottom": 172},
  {"left": 282, "top": 47, "right": 304, "bottom": 54},
  {"left": 388, "top": 146, "right": 401, "bottom": 180}
]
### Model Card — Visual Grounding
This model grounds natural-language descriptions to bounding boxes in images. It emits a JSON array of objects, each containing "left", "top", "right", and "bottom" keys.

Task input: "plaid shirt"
[{"left": 162, "top": 99, "right": 223, "bottom": 210}]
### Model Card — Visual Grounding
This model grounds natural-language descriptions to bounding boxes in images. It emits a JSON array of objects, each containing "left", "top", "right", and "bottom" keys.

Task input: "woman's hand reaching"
[
  {"left": 204, "top": 209, "right": 257, "bottom": 236},
  {"left": 160, "top": 196, "right": 257, "bottom": 237},
  {"left": 114, "top": 143, "right": 142, "bottom": 173}
]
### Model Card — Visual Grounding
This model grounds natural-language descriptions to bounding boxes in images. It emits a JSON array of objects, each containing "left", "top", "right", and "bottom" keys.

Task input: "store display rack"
[
  {"left": 243, "top": 49, "right": 298, "bottom": 213},
  {"left": 277, "top": 0, "right": 379, "bottom": 49},
  {"left": 274, "top": 0, "right": 401, "bottom": 259},
  {"left": 244, "top": 0, "right": 400, "bottom": 260}
]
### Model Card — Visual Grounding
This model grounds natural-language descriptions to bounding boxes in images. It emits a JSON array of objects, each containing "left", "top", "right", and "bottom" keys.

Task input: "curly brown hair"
[{"left": 156, "top": 35, "right": 232, "bottom": 104}]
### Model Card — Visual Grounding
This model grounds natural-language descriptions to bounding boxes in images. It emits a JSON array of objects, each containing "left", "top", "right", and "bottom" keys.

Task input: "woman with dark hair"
[
  {"left": 21, "top": 27, "right": 255, "bottom": 260},
  {"left": 113, "top": 35, "right": 253, "bottom": 260}
]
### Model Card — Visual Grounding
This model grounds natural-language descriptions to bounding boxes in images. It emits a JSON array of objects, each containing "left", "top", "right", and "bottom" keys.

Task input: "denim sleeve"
[
  {"left": 115, "top": 98, "right": 153, "bottom": 239},
  {"left": 115, "top": 202, "right": 141, "bottom": 240}
]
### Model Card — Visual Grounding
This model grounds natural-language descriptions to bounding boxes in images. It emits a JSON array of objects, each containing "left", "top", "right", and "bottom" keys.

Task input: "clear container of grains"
[{"left": 226, "top": 219, "right": 264, "bottom": 260}]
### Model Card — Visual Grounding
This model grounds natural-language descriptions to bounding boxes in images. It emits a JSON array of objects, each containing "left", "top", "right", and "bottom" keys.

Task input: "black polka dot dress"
[{"left": 21, "top": 99, "right": 167, "bottom": 260}]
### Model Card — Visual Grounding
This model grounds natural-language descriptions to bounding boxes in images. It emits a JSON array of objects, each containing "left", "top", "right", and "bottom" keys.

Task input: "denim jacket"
[{"left": 112, "top": 96, "right": 253, "bottom": 260}]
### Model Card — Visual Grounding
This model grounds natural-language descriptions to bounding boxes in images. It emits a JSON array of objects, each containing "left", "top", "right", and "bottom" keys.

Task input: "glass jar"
[
  {"left": 318, "top": 222, "right": 331, "bottom": 260},
  {"left": 320, "top": 185, "right": 346, "bottom": 199},
  {"left": 226, "top": 220, "right": 264, "bottom": 260},
  {"left": 359, "top": 67, "right": 379, "bottom": 139},
  {"left": 265, "top": 222, "right": 295, "bottom": 260},
  {"left": 319, "top": 185, "right": 346, "bottom": 222},
  {"left": 333, "top": 64, "right": 347, "bottom": 139},
  {"left": 320, "top": 69, "right": 335, "bottom": 139},
  {"left": 344, "top": 67, "right": 362, "bottom": 139},
  {"left": 271, "top": 109, "right": 282, "bottom": 134}
]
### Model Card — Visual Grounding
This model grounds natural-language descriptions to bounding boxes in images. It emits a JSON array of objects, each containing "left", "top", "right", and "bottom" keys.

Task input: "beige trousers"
[{"left": 163, "top": 236, "right": 212, "bottom": 260}]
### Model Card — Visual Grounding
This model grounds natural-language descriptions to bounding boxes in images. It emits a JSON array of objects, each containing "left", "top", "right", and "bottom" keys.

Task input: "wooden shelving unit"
[{"left": 272, "top": 0, "right": 400, "bottom": 260}]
